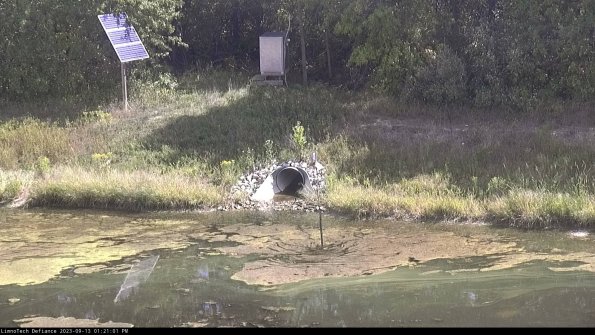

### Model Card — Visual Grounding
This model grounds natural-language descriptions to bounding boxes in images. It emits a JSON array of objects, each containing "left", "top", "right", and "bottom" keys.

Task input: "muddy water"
[{"left": 0, "top": 209, "right": 594, "bottom": 327}]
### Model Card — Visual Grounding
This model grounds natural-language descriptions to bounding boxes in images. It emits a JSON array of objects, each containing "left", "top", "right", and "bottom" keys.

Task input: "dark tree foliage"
[{"left": 0, "top": 0, "right": 592, "bottom": 109}]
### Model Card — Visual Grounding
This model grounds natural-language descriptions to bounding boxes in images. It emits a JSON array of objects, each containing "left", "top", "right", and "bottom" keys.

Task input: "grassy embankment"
[{"left": 0, "top": 70, "right": 593, "bottom": 227}]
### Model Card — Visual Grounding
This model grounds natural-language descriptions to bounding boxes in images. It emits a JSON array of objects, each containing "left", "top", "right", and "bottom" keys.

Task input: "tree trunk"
[
  {"left": 299, "top": 15, "right": 307, "bottom": 86},
  {"left": 324, "top": 28, "right": 332, "bottom": 80},
  {"left": 231, "top": 0, "right": 241, "bottom": 58}
]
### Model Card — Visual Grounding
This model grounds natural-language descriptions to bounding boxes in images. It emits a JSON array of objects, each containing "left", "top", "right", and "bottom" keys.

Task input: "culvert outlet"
[{"left": 272, "top": 166, "right": 311, "bottom": 196}]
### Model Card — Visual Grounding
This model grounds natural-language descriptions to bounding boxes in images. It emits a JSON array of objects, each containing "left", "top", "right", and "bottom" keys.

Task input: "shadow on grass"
[
  {"left": 142, "top": 77, "right": 594, "bottom": 197},
  {"left": 0, "top": 95, "right": 113, "bottom": 124},
  {"left": 142, "top": 85, "right": 349, "bottom": 167},
  {"left": 175, "top": 70, "right": 253, "bottom": 94}
]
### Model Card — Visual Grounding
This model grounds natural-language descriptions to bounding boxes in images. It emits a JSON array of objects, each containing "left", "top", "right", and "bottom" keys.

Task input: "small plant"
[
  {"left": 487, "top": 176, "right": 509, "bottom": 196},
  {"left": 263, "top": 139, "right": 276, "bottom": 164},
  {"left": 0, "top": 172, "right": 22, "bottom": 201},
  {"left": 239, "top": 148, "right": 256, "bottom": 169},
  {"left": 35, "top": 156, "right": 51, "bottom": 177},
  {"left": 2, "top": 179, "right": 23, "bottom": 200},
  {"left": 292, "top": 121, "right": 308, "bottom": 160},
  {"left": 219, "top": 159, "right": 238, "bottom": 186},
  {"left": 0, "top": 170, "right": 33, "bottom": 203},
  {"left": 470, "top": 176, "right": 480, "bottom": 196},
  {"left": 91, "top": 152, "right": 113, "bottom": 168},
  {"left": 155, "top": 72, "right": 179, "bottom": 90}
]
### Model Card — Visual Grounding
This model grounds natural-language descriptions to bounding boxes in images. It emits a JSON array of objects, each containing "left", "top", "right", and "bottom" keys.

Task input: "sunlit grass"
[
  {"left": 326, "top": 174, "right": 480, "bottom": 220},
  {"left": 31, "top": 166, "right": 223, "bottom": 211},
  {"left": 327, "top": 177, "right": 594, "bottom": 228},
  {"left": 486, "top": 190, "right": 595, "bottom": 228},
  {"left": 0, "top": 118, "right": 74, "bottom": 169}
]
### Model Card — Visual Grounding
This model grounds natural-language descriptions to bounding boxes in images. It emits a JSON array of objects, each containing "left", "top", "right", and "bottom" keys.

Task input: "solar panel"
[{"left": 98, "top": 13, "right": 149, "bottom": 63}]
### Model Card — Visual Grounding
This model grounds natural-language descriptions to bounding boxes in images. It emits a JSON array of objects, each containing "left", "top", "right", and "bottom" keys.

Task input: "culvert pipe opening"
[{"left": 273, "top": 166, "right": 310, "bottom": 196}]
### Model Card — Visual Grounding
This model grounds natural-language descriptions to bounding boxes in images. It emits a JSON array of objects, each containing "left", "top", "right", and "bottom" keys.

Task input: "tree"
[
  {"left": 0, "top": 0, "right": 182, "bottom": 101},
  {"left": 336, "top": 0, "right": 437, "bottom": 96}
]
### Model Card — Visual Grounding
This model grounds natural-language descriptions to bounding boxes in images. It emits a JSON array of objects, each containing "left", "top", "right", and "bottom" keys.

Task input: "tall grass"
[
  {"left": 326, "top": 177, "right": 594, "bottom": 227},
  {"left": 319, "top": 115, "right": 594, "bottom": 227},
  {"left": 1, "top": 70, "right": 593, "bottom": 227},
  {"left": 31, "top": 167, "right": 222, "bottom": 211},
  {"left": 326, "top": 175, "right": 481, "bottom": 220},
  {"left": 328, "top": 125, "right": 594, "bottom": 196},
  {"left": 486, "top": 190, "right": 595, "bottom": 228},
  {"left": 0, "top": 119, "right": 73, "bottom": 169}
]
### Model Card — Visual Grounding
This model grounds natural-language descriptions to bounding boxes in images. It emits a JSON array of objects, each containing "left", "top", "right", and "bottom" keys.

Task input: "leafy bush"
[
  {"left": 409, "top": 45, "right": 467, "bottom": 104},
  {"left": 0, "top": 170, "right": 32, "bottom": 202}
]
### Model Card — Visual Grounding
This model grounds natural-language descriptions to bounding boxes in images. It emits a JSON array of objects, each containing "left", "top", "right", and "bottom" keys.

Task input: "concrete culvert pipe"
[{"left": 273, "top": 166, "right": 311, "bottom": 196}]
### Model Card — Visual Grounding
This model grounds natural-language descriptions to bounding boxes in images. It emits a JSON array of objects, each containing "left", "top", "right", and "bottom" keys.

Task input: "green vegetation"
[
  {"left": 0, "top": 1, "right": 593, "bottom": 227},
  {"left": 0, "top": 119, "right": 73, "bottom": 169},
  {"left": 1, "top": 1, "right": 593, "bottom": 109},
  {"left": 0, "top": 170, "right": 33, "bottom": 203},
  {"left": 0, "top": 0, "right": 181, "bottom": 101},
  {"left": 0, "top": 71, "right": 593, "bottom": 228},
  {"left": 291, "top": 121, "right": 308, "bottom": 160},
  {"left": 31, "top": 167, "right": 222, "bottom": 211}
]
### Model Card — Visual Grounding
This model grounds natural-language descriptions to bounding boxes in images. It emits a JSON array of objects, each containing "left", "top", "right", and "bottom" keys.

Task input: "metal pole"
[
  {"left": 312, "top": 152, "right": 324, "bottom": 249},
  {"left": 121, "top": 62, "right": 128, "bottom": 111},
  {"left": 318, "top": 203, "right": 324, "bottom": 249}
]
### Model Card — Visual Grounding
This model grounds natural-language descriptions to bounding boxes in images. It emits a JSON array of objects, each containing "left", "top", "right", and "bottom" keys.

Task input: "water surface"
[{"left": 0, "top": 209, "right": 593, "bottom": 327}]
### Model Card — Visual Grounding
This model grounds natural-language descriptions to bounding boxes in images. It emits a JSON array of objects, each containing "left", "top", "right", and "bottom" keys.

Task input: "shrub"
[{"left": 409, "top": 45, "right": 467, "bottom": 104}]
